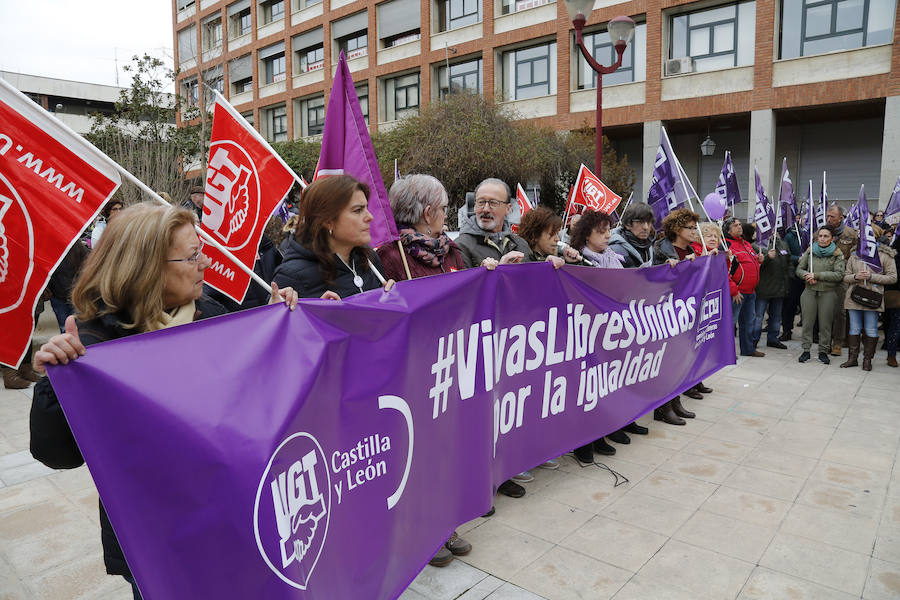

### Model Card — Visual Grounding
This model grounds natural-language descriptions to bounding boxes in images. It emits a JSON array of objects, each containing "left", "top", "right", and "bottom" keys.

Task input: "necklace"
[{"left": 336, "top": 253, "right": 364, "bottom": 292}]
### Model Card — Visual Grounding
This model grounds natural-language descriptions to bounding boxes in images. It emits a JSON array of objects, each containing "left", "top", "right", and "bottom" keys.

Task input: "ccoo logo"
[
  {"left": 0, "top": 173, "right": 34, "bottom": 313},
  {"left": 202, "top": 140, "right": 261, "bottom": 250},
  {"left": 254, "top": 432, "right": 331, "bottom": 590}
]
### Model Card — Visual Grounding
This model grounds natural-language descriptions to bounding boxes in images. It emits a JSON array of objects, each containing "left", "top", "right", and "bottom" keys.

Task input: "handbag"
[{"left": 850, "top": 281, "right": 883, "bottom": 309}]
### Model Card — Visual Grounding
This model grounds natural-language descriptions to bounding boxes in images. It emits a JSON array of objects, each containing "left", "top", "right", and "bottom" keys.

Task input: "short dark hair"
[
  {"left": 620, "top": 202, "right": 654, "bottom": 227},
  {"left": 100, "top": 199, "right": 124, "bottom": 220},
  {"left": 518, "top": 207, "right": 562, "bottom": 251},
  {"left": 570, "top": 210, "right": 612, "bottom": 251},
  {"left": 662, "top": 208, "right": 700, "bottom": 241},
  {"left": 741, "top": 222, "right": 756, "bottom": 243}
]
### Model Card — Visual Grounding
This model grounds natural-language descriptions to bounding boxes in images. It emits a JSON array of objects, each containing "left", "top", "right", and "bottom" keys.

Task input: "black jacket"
[
  {"left": 272, "top": 238, "right": 384, "bottom": 298},
  {"left": 29, "top": 296, "right": 226, "bottom": 577},
  {"left": 206, "top": 235, "right": 283, "bottom": 311}
]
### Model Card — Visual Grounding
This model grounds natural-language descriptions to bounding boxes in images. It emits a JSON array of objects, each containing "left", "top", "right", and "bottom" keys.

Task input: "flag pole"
[
  {"left": 665, "top": 129, "right": 707, "bottom": 255},
  {"left": 397, "top": 240, "right": 412, "bottom": 280},
  {"left": 0, "top": 77, "right": 272, "bottom": 293}
]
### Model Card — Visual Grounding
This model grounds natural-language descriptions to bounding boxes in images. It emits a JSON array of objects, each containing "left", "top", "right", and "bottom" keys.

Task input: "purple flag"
[
  {"left": 817, "top": 177, "right": 828, "bottom": 229},
  {"left": 753, "top": 167, "right": 775, "bottom": 246},
  {"left": 316, "top": 52, "right": 398, "bottom": 248},
  {"left": 715, "top": 150, "right": 742, "bottom": 208},
  {"left": 856, "top": 185, "right": 882, "bottom": 273},
  {"left": 647, "top": 126, "right": 696, "bottom": 228},
  {"left": 844, "top": 201, "right": 861, "bottom": 231},
  {"left": 47, "top": 259, "right": 735, "bottom": 600},
  {"left": 800, "top": 180, "right": 815, "bottom": 252},
  {"left": 885, "top": 175, "right": 900, "bottom": 221},
  {"left": 775, "top": 158, "right": 795, "bottom": 235}
]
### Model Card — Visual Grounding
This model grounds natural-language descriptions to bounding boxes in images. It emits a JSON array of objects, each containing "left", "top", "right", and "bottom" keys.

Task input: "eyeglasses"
[
  {"left": 168, "top": 239, "right": 205, "bottom": 264},
  {"left": 474, "top": 199, "right": 509, "bottom": 209}
]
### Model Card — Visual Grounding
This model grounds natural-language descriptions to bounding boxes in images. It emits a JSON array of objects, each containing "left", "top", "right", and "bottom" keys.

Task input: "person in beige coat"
[{"left": 840, "top": 228, "right": 898, "bottom": 371}]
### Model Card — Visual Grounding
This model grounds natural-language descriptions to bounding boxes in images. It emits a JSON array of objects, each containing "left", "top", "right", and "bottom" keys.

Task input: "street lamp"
[{"left": 566, "top": 0, "right": 634, "bottom": 179}]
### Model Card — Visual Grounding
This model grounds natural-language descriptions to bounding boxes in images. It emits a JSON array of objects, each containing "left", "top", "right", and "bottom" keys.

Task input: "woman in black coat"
[{"left": 273, "top": 175, "right": 393, "bottom": 299}]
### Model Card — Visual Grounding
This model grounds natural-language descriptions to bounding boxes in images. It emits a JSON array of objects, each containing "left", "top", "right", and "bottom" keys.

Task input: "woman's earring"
[
  {"left": 328, "top": 229, "right": 333, "bottom": 236},
  {"left": 427, "top": 225, "right": 433, "bottom": 237}
]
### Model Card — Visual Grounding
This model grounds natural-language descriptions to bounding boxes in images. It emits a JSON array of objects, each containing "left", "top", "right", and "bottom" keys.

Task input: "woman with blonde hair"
[{"left": 30, "top": 203, "right": 297, "bottom": 599}]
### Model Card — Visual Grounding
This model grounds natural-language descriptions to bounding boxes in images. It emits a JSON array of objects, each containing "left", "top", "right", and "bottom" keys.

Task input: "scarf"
[
  {"left": 399, "top": 226, "right": 453, "bottom": 268},
  {"left": 156, "top": 300, "right": 196, "bottom": 330},
  {"left": 622, "top": 227, "right": 653, "bottom": 251},
  {"left": 812, "top": 241, "right": 836, "bottom": 257},
  {"left": 582, "top": 246, "right": 624, "bottom": 269}
]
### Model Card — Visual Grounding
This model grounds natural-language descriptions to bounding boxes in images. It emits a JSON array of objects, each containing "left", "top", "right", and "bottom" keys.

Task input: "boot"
[
  {"left": 654, "top": 400, "right": 686, "bottom": 426},
  {"left": 17, "top": 362, "right": 42, "bottom": 382},
  {"left": 2, "top": 367, "right": 30, "bottom": 389},
  {"left": 671, "top": 397, "right": 696, "bottom": 419},
  {"left": 888, "top": 354, "right": 898, "bottom": 368},
  {"left": 861, "top": 335, "right": 876, "bottom": 371},
  {"left": 839, "top": 335, "right": 860, "bottom": 368}
]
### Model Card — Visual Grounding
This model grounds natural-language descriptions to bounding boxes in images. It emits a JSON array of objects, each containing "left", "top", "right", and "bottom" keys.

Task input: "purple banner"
[
  {"left": 715, "top": 150, "right": 743, "bottom": 208},
  {"left": 648, "top": 126, "right": 696, "bottom": 228},
  {"left": 47, "top": 258, "right": 735, "bottom": 599},
  {"left": 753, "top": 167, "right": 775, "bottom": 247},
  {"left": 856, "top": 185, "right": 882, "bottom": 273}
]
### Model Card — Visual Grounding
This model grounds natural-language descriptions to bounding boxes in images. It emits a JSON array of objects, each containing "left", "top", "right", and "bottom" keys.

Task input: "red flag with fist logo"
[
  {"left": 568, "top": 164, "right": 622, "bottom": 216},
  {"left": 0, "top": 77, "right": 121, "bottom": 367},
  {"left": 202, "top": 92, "right": 295, "bottom": 303}
]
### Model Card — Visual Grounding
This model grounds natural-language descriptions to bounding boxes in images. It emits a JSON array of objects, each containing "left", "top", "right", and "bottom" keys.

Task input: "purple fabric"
[
  {"left": 775, "top": 158, "right": 795, "bottom": 235},
  {"left": 753, "top": 168, "right": 775, "bottom": 247},
  {"left": 647, "top": 127, "right": 694, "bottom": 228},
  {"left": 317, "top": 53, "right": 398, "bottom": 248},
  {"left": 885, "top": 176, "right": 900, "bottom": 220},
  {"left": 47, "top": 259, "right": 735, "bottom": 600},
  {"left": 856, "top": 185, "right": 882, "bottom": 273},
  {"left": 715, "top": 150, "right": 743, "bottom": 208}
]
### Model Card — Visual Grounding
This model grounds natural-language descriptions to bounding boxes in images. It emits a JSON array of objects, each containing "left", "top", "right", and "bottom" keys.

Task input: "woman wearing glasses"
[
  {"left": 274, "top": 175, "right": 394, "bottom": 299},
  {"left": 30, "top": 203, "right": 297, "bottom": 600}
]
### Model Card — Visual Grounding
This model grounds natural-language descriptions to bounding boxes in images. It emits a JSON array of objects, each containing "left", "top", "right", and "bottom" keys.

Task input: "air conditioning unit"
[{"left": 665, "top": 57, "right": 694, "bottom": 76}]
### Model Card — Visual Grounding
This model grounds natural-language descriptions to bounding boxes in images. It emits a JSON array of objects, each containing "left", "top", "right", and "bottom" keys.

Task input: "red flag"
[
  {"left": 0, "top": 77, "right": 121, "bottom": 367},
  {"left": 516, "top": 183, "right": 532, "bottom": 217},
  {"left": 202, "top": 93, "right": 295, "bottom": 303},
  {"left": 571, "top": 164, "right": 622, "bottom": 214}
]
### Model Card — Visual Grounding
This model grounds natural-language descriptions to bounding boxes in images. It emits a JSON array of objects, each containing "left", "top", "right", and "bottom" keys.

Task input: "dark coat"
[
  {"left": 609, "top": 227, "right": 655, "bottom": 268},
  {"left": 755, "top": 238, "right": 792, "bottom": 299},
  {"left": 651, "top": 238, "right": 686, "bottom": 265},
  {"left": 273, "top": 238, "right": 384, "bottom": 298},
  {"left": 206, "top": 236, "right": 283, "bottom": 310},
  {"left": 29, "top": 296, "right": 227, "bottom": 578}
]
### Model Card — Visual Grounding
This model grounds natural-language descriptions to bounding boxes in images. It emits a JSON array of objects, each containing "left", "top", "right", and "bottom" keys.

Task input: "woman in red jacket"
[{"left": 723, "top": 217, "right": 763, "bottom": 357}]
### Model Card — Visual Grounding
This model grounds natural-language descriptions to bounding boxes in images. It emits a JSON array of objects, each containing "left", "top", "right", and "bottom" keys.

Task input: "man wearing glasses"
[{"left": 455, "top": 178, "right": 531, "bottom": 269}]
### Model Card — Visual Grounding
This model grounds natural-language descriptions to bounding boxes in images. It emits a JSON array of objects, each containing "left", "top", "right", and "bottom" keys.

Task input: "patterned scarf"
[{"left": 399, "top": 227, "right": 453, "bottom": 268}]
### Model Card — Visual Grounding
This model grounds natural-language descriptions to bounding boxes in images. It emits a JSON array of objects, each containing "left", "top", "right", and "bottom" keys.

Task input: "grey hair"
[
  {"left": 475, "top": 178, "right": 511, "bottom": 202},
  {"left": 389, "top": 174, "right": 448, "bottom": 225},
  {"left": 828, "top": 203, "right": 845, "bottom": 217}
]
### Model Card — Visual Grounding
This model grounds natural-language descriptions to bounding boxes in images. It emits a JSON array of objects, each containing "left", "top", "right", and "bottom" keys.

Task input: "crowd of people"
[{"left": 13, "top": 173, "right": 900, "bottom": 595}]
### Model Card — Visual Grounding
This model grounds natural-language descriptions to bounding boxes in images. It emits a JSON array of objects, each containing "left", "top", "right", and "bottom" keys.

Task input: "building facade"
[{"left": 172, "top": 0, "right": 900, "bottom": 210}]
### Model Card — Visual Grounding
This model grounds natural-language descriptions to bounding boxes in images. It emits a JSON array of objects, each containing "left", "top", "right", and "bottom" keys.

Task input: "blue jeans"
[
  {"left": 847, "top": 309, "right": 878, "bottom": 338},
  {"left": 753, "top": 297, "right": 783, "bottom": 345},
  {"left": 733, "top": 292, "right": 757, "bottom": 355}
]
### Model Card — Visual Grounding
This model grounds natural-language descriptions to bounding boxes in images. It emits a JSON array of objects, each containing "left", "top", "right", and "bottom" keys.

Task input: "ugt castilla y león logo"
[
  {"left": 202, "top": 141, "right": 261, "bottom": 250},
  {"left": 254, "top": 432, "right": 330, "bottom": 590},
  {"left": 0, "top": 173, "right": 34, "bottom": 313}
]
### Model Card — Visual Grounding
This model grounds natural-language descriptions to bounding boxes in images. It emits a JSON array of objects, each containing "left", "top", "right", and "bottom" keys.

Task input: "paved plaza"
[{"left": 1, "top": 308, "right": 899, "bottom": 599}]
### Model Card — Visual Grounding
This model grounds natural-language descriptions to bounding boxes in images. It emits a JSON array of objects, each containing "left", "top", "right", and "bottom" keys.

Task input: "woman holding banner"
[
  {"left": 375, "top": 174, "right": 465, "bottom": 280},
  {"left": 796, "top": 225, "right": 845, "bottom": 364},
  {"left": 274, "top": 175, "right": 393, "bottom": 299},
  {"left": 29, "top": 203, "right": 298, "bottom": 599},
  {"left": 518, "top": 207, "right": 584, "bottom": 265},
  {"left": 839, "top": 225, "right": 897, "bottom": 370}
]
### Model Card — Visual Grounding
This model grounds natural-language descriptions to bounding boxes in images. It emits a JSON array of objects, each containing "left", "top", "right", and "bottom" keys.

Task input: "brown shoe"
[
  {"left": 2, "top": 367, "right": 31, "bottom": 390},
  {"left": 671, "top": 397, "right": 696, "bottom": 419},
  {"left": 445, "top": 531, "right": 472, "bottom": 556},
  {"left": 654, "top": 400, "right": 686, "bottom": 426},
  {"left": 429, "top": 546, "right": 454, "bottom": 567},
  {"left": 861, "top": 335, "right": 876, "bottom": 371},
  {"left": 831, "top": 343, "right": 842, "bottom": 357},
  {"left": 840, "top": 335, "right": 860, "bottom": 368},
  {"left": 751, "top": 351, "right": 765, "bottom": 357},
  {"left": 17, "top": 362, "right": 42, "bottom": 383},
  {"left": 888, "top": 355, "right": 898, "bottom": 368},
  {"left": 683, "top": 388, "right": 703, "bottom": 400}
]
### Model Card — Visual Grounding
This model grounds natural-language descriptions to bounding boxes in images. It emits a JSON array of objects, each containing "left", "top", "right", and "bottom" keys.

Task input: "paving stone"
[
  {"left": 759, "top": 531, "right": 869, "bottom": 596},
  {"left": 510, "top": 545, "right": 631, "bottom": 600},
  {"left": 639, "top": 539, "right": 755, "bottom": 600},
  {"left": 737, "top": 567, "right": 858, "bottom": 600}
]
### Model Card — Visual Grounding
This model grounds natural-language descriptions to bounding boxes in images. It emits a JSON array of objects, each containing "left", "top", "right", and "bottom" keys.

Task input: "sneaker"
[
  {"left": 538, "top": 459, "right": 559, "bottom": 470},
  {"left": 798, "top": 351, "right": 811, "bottom": 363},
  {"left": 623, "top": 422, "right": 649, "bottom": 435},
  {"left": 512, "top": 471, "right": 534, "bottom": 483},
  {"left": 592, "top": 438, "right": 616, "bottom": 456},
  {"left": 429, "top": 546, "right": 454, "bottom": 567},
  {"left": 818, "top": 352, "right": 831, "bottom": 364},
  {"left": 766, "top": 340, "right": 788, "bottom": 349},
  {"left": 445, "top": 531, "right": 472, "bottom": 556},
  {"left": 498, "top": 479, "right": 525, "bottom": 498},
  {"left": 607, "top": 430, "right": 630, "bottom": 445}
]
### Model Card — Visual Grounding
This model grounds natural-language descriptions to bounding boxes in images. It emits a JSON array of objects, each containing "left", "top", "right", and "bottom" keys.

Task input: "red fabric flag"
[
  {"left": 516, "top": 183, "right": 532, "bottom": 217},
  {"left": 202, "top": 93, "right": 295, "bottom": 303},
  {"left": 0, "top": 78, "right": 121, "bottom": 367},
  {"left": 571, "top": 164, "right": 622, "bottom": 214}
]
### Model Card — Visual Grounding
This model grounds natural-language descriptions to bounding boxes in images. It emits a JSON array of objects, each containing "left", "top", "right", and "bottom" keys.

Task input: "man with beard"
[
  {"left": 455, "top": 178, "right": 531, "bottom": 269},
  {"left": 825, "top": 204, "right": 858, "bottom": 356}
]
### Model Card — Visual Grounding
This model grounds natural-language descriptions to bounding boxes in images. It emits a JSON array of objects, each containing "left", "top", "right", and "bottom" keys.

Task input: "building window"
[
  {"left": 177, "top": 26, "right": 197, "bottom": 65},
  {"left": 780, "top": 0, "right": 896, "bottom": 58},
  {"left": 383, "top": 30, "right": 420, "bottom": 48},
  {"left": 204, "top": 18, "right": 222, "bottom": 50},
  {"left": 576, "top": 23, "right": 646, "bottom": 88},
  {"left": 356, "top": 84, "right": 369, "bottom": 124},
  {"left": 669, "top": 2, "right": 756, "bottom": 72},
  {"left": 437, "top": 58, "right": 482, "bottom": 98},
  {"left": 503, "top": 42, "right": 556, "bottom": 100},
  {"left": 229, "top": 54, "right": 253, "bottom": 94},
  {"left": 298, "top": 44, "right": 325, "bottom": 72},
  {"left": 384, "top": 73, "right": 420, "bottom": 121},
  {"left": 500, "top": 0, "right": 551, "bottom": 16},
  {"left": 177, "top": 0, "right": 195, "bottom": 10},
  {"left": 182, "top": 78, "right": 199, "bottom": 107},
  {"left": 261, "top": 0, "right": 285, "bottom": 23},
  {"left": 241, "top": 111, "right": 254, "bottom": 127},
  {"left": 264, "top": 52, "right": 286, "bottom": 84},
  {"left": 205, "top": 71, "right": 224, "bottom": 94},
  {"left": 437, "top": 0, "right": 480, "bottom": 31},
  {"left": 267, "top": 105, "right": 288, "bottom": 141},
  {"left": 300, "top": 96, "right": 326, "bottom": 136},
  {"left": 339, "top": 32, "right": 368, "bottom": 59}
]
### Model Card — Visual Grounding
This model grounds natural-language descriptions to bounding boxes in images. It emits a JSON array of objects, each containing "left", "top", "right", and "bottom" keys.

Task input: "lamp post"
[{"left": 565, "top": 0, "right": 634, "bottom": 179}]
